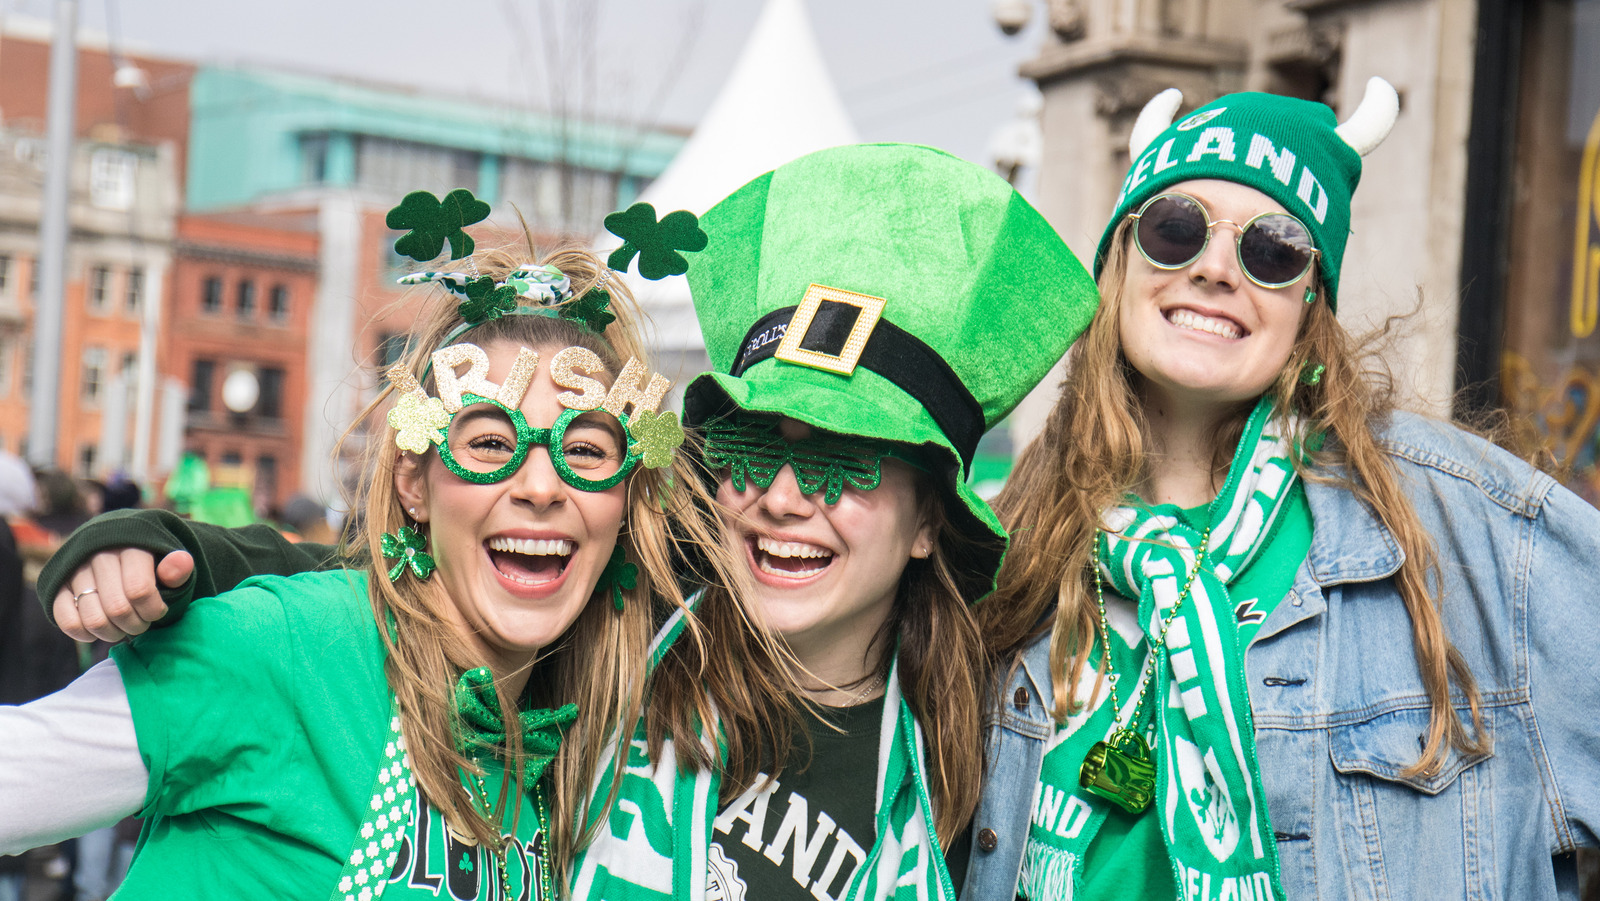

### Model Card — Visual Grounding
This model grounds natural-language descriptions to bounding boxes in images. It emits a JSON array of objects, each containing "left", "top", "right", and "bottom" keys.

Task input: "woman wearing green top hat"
[
  {"left": 565, "top": 143, "right": 1098, "bottom": 901},
  {"left": 1, "top": 234, "right": 747, "bottom": 899},
  {"left": 964, "top": 78, "right": 1600, "bottom": 900},
  {"left": 31, "top": 144, "right": 1103, "bottom": 900}
]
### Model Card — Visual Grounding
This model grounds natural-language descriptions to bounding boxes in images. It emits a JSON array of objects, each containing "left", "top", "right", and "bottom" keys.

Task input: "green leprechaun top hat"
[{"left": 682, "top": 143, "right": 1100, "bottom": 600}]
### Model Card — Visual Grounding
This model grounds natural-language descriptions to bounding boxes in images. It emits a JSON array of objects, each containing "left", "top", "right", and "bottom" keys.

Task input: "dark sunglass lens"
[
  {"left": 1136, "top": 196, "right": 1208, "bottom": 267},
  {"left": 1240, "top": 215, "right": 1315, "bottom": 285}
]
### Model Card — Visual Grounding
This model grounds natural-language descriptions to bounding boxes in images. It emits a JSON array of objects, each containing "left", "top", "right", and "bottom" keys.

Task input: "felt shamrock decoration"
[
  {"left": 627, "top": 409, "right": 685, "bottom": 469},
  {"left": 604, "top": 202, "right": 708, "bottom": 280},
  {"left": 457, "top": 276, "right": 521, "bottom": 324},
  {"left": 560, "top": 289, "right": 617, "bottom": 333},
  {"left": 381, "top": 525, "right": 436, "bottom": 582},
  {"left": 387, "top": 189, "right": 492, "bottom": 262},
  {"left": 597, "top": 546, "right": 638, "bottom": 611},
  {"left": 388, "top": 392, "right": 449, "bottom": 454}
]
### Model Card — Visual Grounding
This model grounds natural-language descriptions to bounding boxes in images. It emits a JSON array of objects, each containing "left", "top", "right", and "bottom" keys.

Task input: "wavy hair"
[
  {"left": 645, "top": 453, "right": 987, "bottom": 845},
  {"left": 342, "top": 246, "right": 740, "bottom": 881},
  {"left": 981, "top": 220, "right": 1487, "bottom": 777}
]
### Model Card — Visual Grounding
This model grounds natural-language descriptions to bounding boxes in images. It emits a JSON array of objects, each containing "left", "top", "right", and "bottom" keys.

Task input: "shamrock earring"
[
  {"left": 381, "top": 522, "right": 436, "bottom": 582},
  {"left": 597, "top": 546, "right": 638, "bottom": 611},
  {"left": 1299, "top": 361, "right": 1325, "bottom": 386},
  {"left": 1303, "top": 286, "right": 1317, "bottom": 305}
]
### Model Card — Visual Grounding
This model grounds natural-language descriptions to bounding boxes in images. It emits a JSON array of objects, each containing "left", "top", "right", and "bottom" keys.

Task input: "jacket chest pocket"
[{"left": 1325, "top": 705, "right": 1495, "bottom": 900}]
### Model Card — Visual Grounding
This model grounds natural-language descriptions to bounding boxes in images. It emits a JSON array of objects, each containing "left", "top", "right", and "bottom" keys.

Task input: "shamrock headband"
[
  {"left": 384, "top": 342, "right": 684, "bottom": 490},
  {"left": 400, "top": 264, "right": 619, "bottom": 351}
]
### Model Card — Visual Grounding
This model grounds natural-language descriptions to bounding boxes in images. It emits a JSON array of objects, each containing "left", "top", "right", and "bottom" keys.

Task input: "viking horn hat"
[{"left": 1098, "top": 76, "right": 1401, "bottom": 307}]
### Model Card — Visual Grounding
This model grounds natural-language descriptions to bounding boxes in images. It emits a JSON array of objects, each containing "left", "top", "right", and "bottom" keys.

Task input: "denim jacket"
[{"left": 962, "top": 412, "right": 1600, "bottom": 900}]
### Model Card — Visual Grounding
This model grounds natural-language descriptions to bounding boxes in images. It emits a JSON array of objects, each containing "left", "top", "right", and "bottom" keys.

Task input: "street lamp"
[{"left": 992, "top": 0, "right": 1032, "bottom": 35}]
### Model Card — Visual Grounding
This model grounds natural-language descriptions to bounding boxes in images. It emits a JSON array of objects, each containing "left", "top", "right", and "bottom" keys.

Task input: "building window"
[
  {"left": 202, "top": 276, "right": 223, "bottom": 313},
  {"left": 126, "top": 267, "right": 144, "bottom": 315},
  {"left": 0, "top": 336, "right": 11, "bottom": 397},
  {"left": 237, "top": 280, "right": 256, "bottom": 319},
  {"left": 189, "top": 359, "right": 215, "bottom": 412},
  {"left": 88, "top": 266, "right": 110, "bottom": 312},
  {"left": 89, "top": 149, "right": 136, "bottom": 211},
  {"left": 220, "top": 450, "right": 242, "bottom": 467},
  {"left": 20, "top": 337, "right": 32, "bottom": 395},
  {"left": 78, "top": 443, "right": 97, "bottom": 478},
  {"left": 256, "top": 454, "right": 278, "bottom": 506},
  {"left": 82, "top": 346, "right": 107, "bottom": 403},
  {"left": 268, "top": 284, "right": 290, "bottom": 322},
  {"left": 377, "top": 332, "right": 410, "bottom": 370},
  {"left": 0, "top": 255, "right": 11, "bottom": 296},
  {"left": 120, "top": 351, "right": 138, "bottom": 390},
  {"left": 258, "top": 366, "right": 284, "bottom": 420},
  {"left": 28, "top": 259, "right": 37, "bottom": 300},
  {"left": 301, "top": 134, "right": 330, "bottom": 184}
]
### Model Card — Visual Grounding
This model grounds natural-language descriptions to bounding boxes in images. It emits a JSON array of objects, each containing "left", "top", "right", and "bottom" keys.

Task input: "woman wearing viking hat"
[
  {"left": 0, "top": 217, "right": 746, "bottom": 899},
  {"left": 965, "top": 78, "right": 1600, "bottom": 900}
]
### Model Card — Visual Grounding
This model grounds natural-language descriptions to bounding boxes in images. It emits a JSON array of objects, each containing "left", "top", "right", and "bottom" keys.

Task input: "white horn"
[
  {"left": 1335, "top": 77, "right": 1400, "bottom": 157},
  {"left": 1128, "top": 88, "right": 1183, "bottom": 160}
]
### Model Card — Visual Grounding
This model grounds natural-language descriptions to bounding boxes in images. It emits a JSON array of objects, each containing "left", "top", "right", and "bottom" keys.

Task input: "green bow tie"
[{"left": 454, "top": 666, "right": 578, "bottom": 785}]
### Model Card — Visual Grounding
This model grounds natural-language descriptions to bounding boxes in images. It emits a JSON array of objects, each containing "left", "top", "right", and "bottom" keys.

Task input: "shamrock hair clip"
[
  {"left": 387, "top": 188, "right": 492, "bottom": 263},
  {"left": 604, "top": 202, "right": 709, "bottom": 280}
]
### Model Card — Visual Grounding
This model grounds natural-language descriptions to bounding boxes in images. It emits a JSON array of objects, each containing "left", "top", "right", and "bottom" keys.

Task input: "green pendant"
[{"left": 1079, "top": 728, "right": 1157, "bottom": 813}]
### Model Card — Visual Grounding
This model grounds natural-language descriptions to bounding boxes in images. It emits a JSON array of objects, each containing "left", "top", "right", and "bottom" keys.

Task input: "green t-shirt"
[
  {"left": 1032, "top": 485, "right": 1313, "bottom": 900},
  {"left": 112, "top": 569, "right": 553, "bottom": 900},
  {"left": 709, "top": 698, "right": 883, "bottom": 901}
]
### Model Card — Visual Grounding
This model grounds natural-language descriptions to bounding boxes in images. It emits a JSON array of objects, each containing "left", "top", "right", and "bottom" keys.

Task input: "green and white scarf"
[
  {"left": 1022, "top": 397, "right": 1297, "bottom": 901},
  {"left": 569, "top": 610, "right": 957, "bottom": 901}
]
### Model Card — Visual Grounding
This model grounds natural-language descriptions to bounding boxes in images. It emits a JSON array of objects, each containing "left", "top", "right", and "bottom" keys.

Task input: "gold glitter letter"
[
  {"left": 493, "top": 347, "right": 541, "bottom": 409},
  {"left": 431, "top": 344, "right": 491, "bottom": 413},
  {"left": 549, "top": 346, "right": 608, "bottom": 411},
  {"left": 601, "top": 357, "right": 671, "bottom": 418}
]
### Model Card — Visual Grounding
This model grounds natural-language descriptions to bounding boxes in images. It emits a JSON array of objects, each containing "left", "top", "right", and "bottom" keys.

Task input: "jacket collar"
[{"left": 1303, "top": 474, "right": 1404, "bottom": 586}]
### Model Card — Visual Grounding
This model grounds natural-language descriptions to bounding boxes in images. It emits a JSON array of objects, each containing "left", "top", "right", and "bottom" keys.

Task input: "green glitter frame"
[
  {"left": 436, "top": 393, "right": 641, "bottom": 491},
  {"left": 702, "top": 415, "right": 914, "bottom": 504}
]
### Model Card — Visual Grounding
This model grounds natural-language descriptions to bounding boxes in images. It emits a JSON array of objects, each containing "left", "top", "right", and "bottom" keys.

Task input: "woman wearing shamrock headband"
[
  {"left": 25, "top": 147, "right": 1105, "bottom": 901},
  {"left": 964, "top": 78, "right": 1600, "bottom": 899},
  {"left": 568, "top": 143, "right": 1099, "bottom": 901},
  {"left": 0, "top": 220, "right": 747, "bottom": 899}
]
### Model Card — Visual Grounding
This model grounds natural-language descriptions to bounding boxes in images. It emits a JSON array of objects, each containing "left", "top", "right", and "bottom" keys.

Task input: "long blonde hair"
[
  {"left": 343, "top": 246, "right": 737, "bottom": 879},
  {"left": 982, "top": 220, "right": 1487, "bottom": 777}
]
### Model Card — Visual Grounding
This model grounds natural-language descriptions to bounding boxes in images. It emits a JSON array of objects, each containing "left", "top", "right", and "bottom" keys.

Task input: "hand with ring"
[{"left": 53, "top": 548, "right": 196, "bottom": 643}]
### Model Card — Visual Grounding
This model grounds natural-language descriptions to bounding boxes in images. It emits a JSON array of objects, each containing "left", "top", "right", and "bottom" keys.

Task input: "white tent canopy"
[{"left": 601, "top": 0, "right": 858, "bottom": 379}]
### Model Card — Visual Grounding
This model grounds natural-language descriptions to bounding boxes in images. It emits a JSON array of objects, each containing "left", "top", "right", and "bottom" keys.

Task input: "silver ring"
[{"left": 73, "top": 587, "right": 99, "bottom": 602}]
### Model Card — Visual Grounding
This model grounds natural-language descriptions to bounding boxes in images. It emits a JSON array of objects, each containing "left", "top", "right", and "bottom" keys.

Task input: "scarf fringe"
[{"left": 1018, "top": 841, "right": 1078, "bottom": 901}]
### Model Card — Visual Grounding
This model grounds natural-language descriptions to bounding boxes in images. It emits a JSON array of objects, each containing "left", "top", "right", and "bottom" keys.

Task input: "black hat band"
[{"left": 729, "top": 303, "right": 985, "bottom": 470}]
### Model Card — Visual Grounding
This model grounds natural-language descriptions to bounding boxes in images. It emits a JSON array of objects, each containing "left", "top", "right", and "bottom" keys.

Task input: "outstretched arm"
[
  {"left": 37, "top": 509, "right": 346, "bottom": 642},
  {"left": 0, "top": 660, "right": 145, "bottom": 855}
]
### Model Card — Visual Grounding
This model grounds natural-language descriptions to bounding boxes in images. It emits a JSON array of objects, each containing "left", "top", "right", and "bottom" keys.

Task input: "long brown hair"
[
  {"left": 982, "top": 220, "right": 1487, "bottom": 777},
  {"left": 343, "top": 247, "right": 740, "bottom": 880},
  {"left": 645, "top": 453, "right": 988, "bottom": 845}
]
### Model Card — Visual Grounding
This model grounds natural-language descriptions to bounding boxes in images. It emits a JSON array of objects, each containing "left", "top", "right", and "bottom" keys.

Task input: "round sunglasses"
[{"left": 1127, "top": 193, "right": 1319, "bottom": 289}]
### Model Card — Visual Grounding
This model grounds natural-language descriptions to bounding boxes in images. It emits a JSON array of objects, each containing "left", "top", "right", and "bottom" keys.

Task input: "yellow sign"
[{"left": 1573, "top": 106, "right": 1600, "bottom": 338}]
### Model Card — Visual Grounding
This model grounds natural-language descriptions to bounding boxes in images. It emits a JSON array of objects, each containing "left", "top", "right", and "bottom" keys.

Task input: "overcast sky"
[{"left": 6, "top": 0, "right": 1050, "bottom": 166}]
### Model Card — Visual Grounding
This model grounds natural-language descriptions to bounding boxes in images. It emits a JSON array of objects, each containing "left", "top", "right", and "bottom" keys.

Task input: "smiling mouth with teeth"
[
  {"left": 486, "top": 536, "right": 573, "bottom": 585},
  {"left": 752, "top": 535, "right": 834, "bottom": 578},
  {"left": 1167, "top": 308, "right": 1244, "bottom": 339}
]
